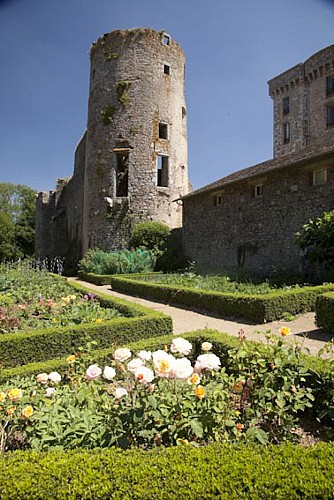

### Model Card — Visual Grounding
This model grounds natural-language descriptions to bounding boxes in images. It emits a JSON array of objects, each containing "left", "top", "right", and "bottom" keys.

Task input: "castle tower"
[
  {"left": 82, "top": 28, "right": 189, "bottom": 252},
  {"left": 268, "top": 45, "right": 334, "bottom": 158}
]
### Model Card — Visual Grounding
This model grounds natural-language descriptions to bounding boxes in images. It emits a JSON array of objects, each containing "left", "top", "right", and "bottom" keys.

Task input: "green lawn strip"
[
  {"left": 107, "top": 275, "right": 334, "bottom": 322},
  {"left": 77, "top": 270, "right": 161, "bottom": 286},
  {"left": 316, "top": 292, "right": 334, "bottom": 334},
  {"left": 0, "top": 442, "right": 333, "bottom": 499}
]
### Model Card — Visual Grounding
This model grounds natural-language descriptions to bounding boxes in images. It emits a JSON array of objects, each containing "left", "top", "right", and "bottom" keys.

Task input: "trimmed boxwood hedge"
[
  {"left": 0, "top": 281, "right": 172, "bottom": 370},
  {"left": 77, "top": 270, "right": 161, "bottom": 286},
  {"left": 107, "top": 275, "right": 334, "bottom": 323},
  {"left": 0, "top": 442, "right": 333, "bottom": 499},
  {"left": 316, "top": 292, "right": 334, "bottom": 334}
]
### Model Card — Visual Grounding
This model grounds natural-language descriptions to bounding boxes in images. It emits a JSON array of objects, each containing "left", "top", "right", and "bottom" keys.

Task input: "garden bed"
[{"left": 101, "top": 273, "right": 334, "bottom": 323}]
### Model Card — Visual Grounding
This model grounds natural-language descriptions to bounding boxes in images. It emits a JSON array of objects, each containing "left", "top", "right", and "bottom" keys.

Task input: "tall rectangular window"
[
  {"left": 164, "top": 64, "right": 170, "bottom": 75},
  {"left": 327, "top": 106, "right": 334, "bottom": 127},
  {"left": 326, "top": 76, "right": 334, "bottom": 96},
  {"left": 159, "top": 123, "right": 168, "bottom": 139},
  {"left": 283, "top": 96, "right": 290, "bottom": 114},
  {"left": 115, "top": 152, "right": 129, "bottom": 197},
  {"left": 283, "top": 122, "right": 290, "bottom": 144},
  {"left": 157, "top": 155, "right": 169, "bottom": 187}
]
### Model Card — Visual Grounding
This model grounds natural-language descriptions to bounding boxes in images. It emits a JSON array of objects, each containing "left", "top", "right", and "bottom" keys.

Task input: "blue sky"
[{"left": 0, "top": 0, "right": 334, "bottom": 192}]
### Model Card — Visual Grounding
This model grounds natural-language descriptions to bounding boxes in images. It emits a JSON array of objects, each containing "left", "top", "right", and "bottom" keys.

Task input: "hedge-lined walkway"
[{"left": 69, "top": 278, "right": 333, "bottom": 356}]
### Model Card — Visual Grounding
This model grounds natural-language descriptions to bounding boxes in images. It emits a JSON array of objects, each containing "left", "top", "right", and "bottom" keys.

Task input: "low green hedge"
[
  {"left": 0, "top": 282, "right": 172, "bottom": 370},
  {"left": 108, "top": 275, "right": 334, "bottom": 323},
  {"left": 0, "top": 442, "right": 333, "bottom": 499},
  {"left": 77, "top": 270, "right": 161, "bottom": 286},
  {"left": 316, "top": 292, "right": 334, "bottom": 334}
]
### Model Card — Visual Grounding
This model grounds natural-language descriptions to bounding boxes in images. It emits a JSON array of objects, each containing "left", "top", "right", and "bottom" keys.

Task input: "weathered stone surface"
[
  {"left": 183, "top": 45, "right": 334, "bottom": 274},
  {"left": 36, "top": 28, "right": 189, "bottom": 263}
]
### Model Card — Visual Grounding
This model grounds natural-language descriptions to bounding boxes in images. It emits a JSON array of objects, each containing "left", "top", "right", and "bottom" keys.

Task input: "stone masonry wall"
[
  {"left": 183, "top": 153, "right": 334, "bottom": 274},
  {"left": 82, "top": 28, "right": 188, "bottom": 253},
  {"left": 269, "top": 45, "right": 334, "bottom": 158}
]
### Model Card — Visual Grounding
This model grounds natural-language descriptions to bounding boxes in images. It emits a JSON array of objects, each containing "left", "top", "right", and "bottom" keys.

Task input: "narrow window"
[
  {"left": 162, "top": 33, "right": 170, "bottom": 46},
  {"left": 218, "top": 195, "right": 222, "bottom": 205},
  {"left": 159, "top": 123, "right": 168, "bottom": 139},
  {"left": 283, "top": 96, "right": 290, "bottom": 114},
  {"left": 327, "top": 105, "right": 334, "bottom": 127},
  {"left": 326, "top": 76, "right": 334, "bottom": 96},
  {"left": 255, "top": 185, "right": 264, "bottom": 197},
  {"left": 283, "top": 122, "right": 290, "bottom": 144},
  {"left": 157, "top": 155, "right": 169, "bottom": 187},
  {"left": 313, "top": 169, "right": 327, "bottom": 186},
  {"left": 164, "top": 64, "right": 170, "bottom": 75},
  {"left": 115, "top": 152, "right": 129, "bottom": 197}
]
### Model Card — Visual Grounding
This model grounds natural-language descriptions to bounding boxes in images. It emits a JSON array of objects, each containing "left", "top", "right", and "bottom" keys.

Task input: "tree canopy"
[{"left": 0, "top": 182, "right": 36, "bottom": 261}]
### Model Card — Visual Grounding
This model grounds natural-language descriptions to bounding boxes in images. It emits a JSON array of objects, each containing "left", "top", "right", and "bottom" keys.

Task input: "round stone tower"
[{"left": 82, "top": 28, "right": 189, "bottom": 252}]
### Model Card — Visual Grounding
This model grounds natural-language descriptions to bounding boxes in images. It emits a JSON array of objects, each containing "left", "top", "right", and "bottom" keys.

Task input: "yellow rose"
[
  {"left": 279, "top": 326, "right": 291, "bottom": 336},
  {"left": 7, "top": 388, "right": 23, "bottom": 401},
  {"left": 194, "top": 385, "right": 206, "bottom": 399},
  {"left": 95, "top": 318, "right": 103, "bottom": 324},
  {"left": 22, "top": 406, "right": 34, "bottom": 419},
  {"left": 66, "top": 354, "right": 76, "bottom": 363},
  {"left": 188, "top": 373, "right": 201, "bottom": 385}
]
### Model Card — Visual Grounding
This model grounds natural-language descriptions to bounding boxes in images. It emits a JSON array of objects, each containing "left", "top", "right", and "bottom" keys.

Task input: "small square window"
[
  {"left": 326, "top": 76, "right": 334, "bottom": 96},
  {"left": 283, "top": 122, "right": 290, "bottom": 144},
  {"left": 283, "top": 96, "right": 290, "bottom": 115},
  {"left": 162, "top": 33, "right": 170, "bottom": 46},
  {"left": 327, "top": 106, "right": 334, "bottom": 127},
  {"left": 159, "top": 123, "right": 168, "bottom": 139},
  {"left": 164, "top": 64, "right": 170, "bottom": 75},
  {"left": 313, "top": 169, "right": 327, "bottom": 186},
  {"left": 255, "top": 185, "right": 264, "bottom": 197}
]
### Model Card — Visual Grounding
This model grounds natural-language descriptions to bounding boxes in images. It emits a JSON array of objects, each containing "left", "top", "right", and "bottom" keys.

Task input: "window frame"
[
  {"left": 283, "top": 122, "right": 290, "bottom": 144},
  {"left": 255, "top": 184, "right": 264, "bottom": 197},
  {"left": 326, "top": 105, "right": 334, "bottom": 127},
  {"left": 156, "top": 154, "right": 169, "bottom": 187},
  {"left": 313, "top": 168, "right": 328, "bottom": 186},
  {"left": 283, "top": 96, "right": 290, "bottom": 115},
  {"left": 326, "top": 76, "right": 334, "bottom": 97}
]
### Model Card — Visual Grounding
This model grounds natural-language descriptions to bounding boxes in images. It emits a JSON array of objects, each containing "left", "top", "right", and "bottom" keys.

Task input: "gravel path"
[{"left": 69, "top": 278, "right": 333, "bottom": 357}]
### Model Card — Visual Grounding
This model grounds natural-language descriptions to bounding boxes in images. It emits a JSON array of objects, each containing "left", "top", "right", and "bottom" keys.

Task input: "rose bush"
[{"left": 0, "top": 331, "right": 316, "bottom": 452}]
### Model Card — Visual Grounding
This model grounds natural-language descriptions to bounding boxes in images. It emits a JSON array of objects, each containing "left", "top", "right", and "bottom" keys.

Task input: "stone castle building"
[
  {"left": 35, "top": 28, "right": 189, "bottom": 266},
  {"left": 182, "top": 45, "right": 334, "bottom": 274}
]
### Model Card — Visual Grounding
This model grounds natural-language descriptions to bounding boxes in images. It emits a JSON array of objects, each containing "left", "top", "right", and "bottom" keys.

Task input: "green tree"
[
  {"left": 0, "top": 182, "right": 36, "bottom": 261},
  {"left": 295, "top": 211, "right": 334, "bottom": 281},
  {"left": 129, "top": 221, "right": 170, "bottom": 256}
]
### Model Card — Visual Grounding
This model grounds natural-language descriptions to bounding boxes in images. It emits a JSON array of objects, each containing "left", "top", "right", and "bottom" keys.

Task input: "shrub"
[
  {"left": 129, "top": 221, "right": 170, "bottom": 255},
  {"left": 79, "top": 248, "right": 155, "bottom": 275},
  {"left": 316, "top": 292, "right": 334, "bottom": 333},
  {"left": 296, "top": 210, "right": 334, "bottom": 281}
]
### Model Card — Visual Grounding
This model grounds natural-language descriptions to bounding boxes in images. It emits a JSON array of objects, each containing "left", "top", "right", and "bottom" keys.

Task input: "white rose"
[
  {"left": 48, "top": 372, "right": 61, "bottom": 384},
  {"left": 45, "top": 387, "right": 56, "bottom": 398},
  {"left": 171, "top": 358, "right": 193, "bottom": 380},
  {"left": 134, "top": 366, "right": 155, "bottom": 384},
  {"left": 127, "top": 358, "right": 144, "bottom": 373},
  {"left": 115, "top": 387, "right": 128, "bottom": 399},
  {"left": 170, "top": 337, "right": 192, "bottom": 356},
  {"left": 201, "top": 342, "right": 213, "bottom": 352},
  {"left": 137, "top": 350, "right": 152, "bottom": 361},
  {"left": 86, "top": 364, "right": 102, "bottom": 381},
  {"left": 36, "top": 373, "right": 48, "bottom": 384},
  {"left": 152, "top": 350, "right": 176, "bottom": 378},
  {"left": 114, "top": 348, "right": 132, "bottom": 362},
  {"left": 195, "top": 353, "right": 221, "bottom": 372},
  {"left": 103, "top": 366, "right": 116, "bottom": 380}
]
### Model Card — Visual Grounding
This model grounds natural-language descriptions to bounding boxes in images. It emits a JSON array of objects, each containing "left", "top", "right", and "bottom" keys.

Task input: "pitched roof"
[{"left": 181, "top": 143, "right": 334, "bottom": 200}]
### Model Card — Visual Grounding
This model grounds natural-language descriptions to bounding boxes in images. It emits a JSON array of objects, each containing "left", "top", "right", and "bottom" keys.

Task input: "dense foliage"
[
  {"left": 296, "top": 210, "right": 334, "bottom": 281},
  {"left": 0, "top": 183, "right": 35, "bottom": 261},
  {"left": 79, "top": 248, "right": 155, "bottom": 275},
  {"left": 129, "top": 221, "right": 170, "bottom": 255},
  {"left": 0, "top": 330, "right": 320, "bottom": 453}
]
